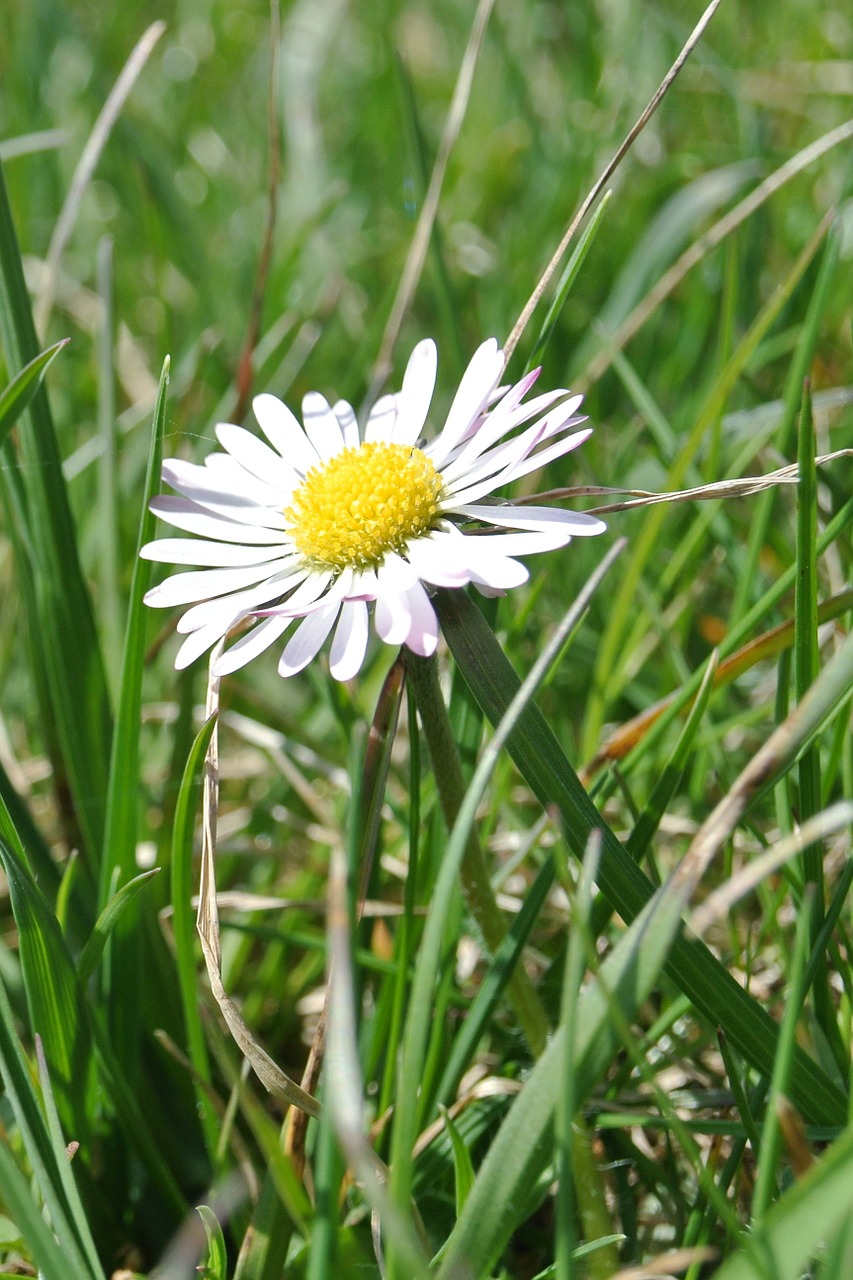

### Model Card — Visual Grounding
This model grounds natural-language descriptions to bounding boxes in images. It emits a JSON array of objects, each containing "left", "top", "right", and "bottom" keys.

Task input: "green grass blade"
[
  {"left": 99, "top": 356, "right": 170, "bottom": 905},
  {"left": 730, "top": 219, "right": 840, "bottom": 623},
  {"left": 0, "top": 337, "right": 68, "bottom": 448},
  {"left": 627, "top": 650, "right": 719, "bottom": 867},
  {"left": 0, "top": 160, "right": 112, "bottom": 860},
  {"left": 436, "top": 880, "right": 688, "bottom": 1279},
  {"left": 436, "top": 587, "right": 847, "bottom": 1126},
  {"left": 529, "top": 190, "right": 612, "bottom": 365},
  {"left": 794, "top": 379, "right": 838, "bottom": 1065},
  {"left": 34, "top": 1036, "right": 104, "bottom": 1280},
  {"left": 0, "top": 1143, "right": 96, "bottom": 1280},
  {"left": 77, "top": 868, "right": 161, "bottom": 987},
  {"left": 171, "top": 712, "right": 219, "bottom": 1154},
  {"left": 0, "top": 822, "right": 93, "bottom": 1142},
  {"left": 198, "top": 1204, "right": 229, "bottom": 1280},
  {"left": 710, "top": 1121, "right": 853, "bottom": 1280},
  {"left": 431, "top": 851, "right": 554, "bottom": 1111},
  {"left": 0, "top": 967, "right": 97, "bottom": 1277},
  {"left": 752, "top": 887, "right": 814, "bottom": 1220},
  {"left": 98, "top": 356, "right": 169, "bottom": 1085}
]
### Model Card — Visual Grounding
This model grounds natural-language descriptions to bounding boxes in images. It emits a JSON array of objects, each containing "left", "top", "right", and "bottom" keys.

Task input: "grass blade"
[
  {"left": 436, "top": 587, "right": 848, "bottom": 1126},
  {"left": 0, "top": 337, "right": 68, "bottom": 448}
]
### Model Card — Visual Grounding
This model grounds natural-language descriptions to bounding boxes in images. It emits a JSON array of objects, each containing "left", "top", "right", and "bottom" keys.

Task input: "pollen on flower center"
[{"left": 285, "top": 441, "right": 444, "bottom": 571}]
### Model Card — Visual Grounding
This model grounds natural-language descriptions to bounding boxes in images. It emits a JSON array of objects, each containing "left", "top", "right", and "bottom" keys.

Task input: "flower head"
[{"left": 142, "top": 338, "right": 605, "bottom": 680}]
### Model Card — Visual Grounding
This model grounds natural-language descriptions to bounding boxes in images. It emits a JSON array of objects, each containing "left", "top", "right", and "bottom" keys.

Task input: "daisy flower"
[{"left": 141, "top": 338, "right": 606, "bottom": 681}]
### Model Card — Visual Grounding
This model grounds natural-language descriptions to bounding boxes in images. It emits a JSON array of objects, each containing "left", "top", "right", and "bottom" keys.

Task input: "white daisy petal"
[
  {"left": 428, "top": 338, "right": 503, "bottom": 468},
  {"left": 174, "top": 615, "right": 239, "bottom": 670},
  {"left": 144, "top": 558, "right": 295, "bottom": 609},
  {"left": 140, "top": 537, "right": 288, "bottom": 567},
  {"left": 374, "top": 588, "right": 412, "bottom": 645},
  {"left": 466, "top": 553, "right": 529, "bottom": 591},
  {"left": 253, "top": 393, "right": 320, "bottom": 476},
  {"left": 163, "top": 458, "right": 286, "bottom": 526},
  {"left": 302, "top": 392, "right": 346, "bottom": 459},
  {"left": 364, "top": 393, "right": 398, "bottom": 444},
  {"left": 279, "top": 604, "right": 340, "bottom": 677},
  {"left": 404, "top": 535, "right": 472, "bottom": 587},
  {"left": 329, "top": 599, "right": 370, "bottom": 681},
  {"left": 145, "top": 334, "right": 605, "bottom": 680},
  {"left": 393, "top": 339, "right": 437, "bottom": 444},
  {"left": 455, "top": 505, "right": 607, "bottom": 536},
  {"left": 149, "top": 495, "right": 285, "bottom": 544},
  {"left": 214, "top": 616, "right": 291, "bottom": 676},
  {"left": 333, "top": 399, "right": 361, "bottom": 449},
  {"left": 176, "top": 570, "right": 309, "bottom": 634},
  {"left": 215, "top": 422, "right": 299, "bottom": 492},
  {"left": 398, "top": 581, "right": 439, "bottom": 657}
]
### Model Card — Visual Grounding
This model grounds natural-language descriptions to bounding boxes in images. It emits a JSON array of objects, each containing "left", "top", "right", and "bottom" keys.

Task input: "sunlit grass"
[{"left": 0, "top": 1, "right": 851, "bottom": 1277}]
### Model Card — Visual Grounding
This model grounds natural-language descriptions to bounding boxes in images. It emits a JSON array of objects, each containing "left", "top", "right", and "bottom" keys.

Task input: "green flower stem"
[{"left": 404, "top": 649, "right": 550, "bottom": 1057}]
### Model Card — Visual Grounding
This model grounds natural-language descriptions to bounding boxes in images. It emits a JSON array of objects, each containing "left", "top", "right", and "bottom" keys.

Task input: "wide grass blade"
[
  {"left": 0, "top": 160, "right": 112, "bottom": 861},
  {"left": 98, "top": 356, "right": 169, "bottom": 1081}
]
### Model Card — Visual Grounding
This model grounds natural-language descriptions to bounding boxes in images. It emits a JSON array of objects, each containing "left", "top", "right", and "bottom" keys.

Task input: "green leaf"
[
  {"left": 435, "top": 588, "right": 847, "bottom": 1127},
  {"left": 197, "top": 1204, "right": 229, "bottom": 1280},
  {"left": 439, "top": 1105, "right": 476, "bottom": 1216},
  {"left": 0, "top": 337, "right": 68, "bottom": 449},
  {"left": 77, "top": 868, "right": 161, "bottom": 987}
]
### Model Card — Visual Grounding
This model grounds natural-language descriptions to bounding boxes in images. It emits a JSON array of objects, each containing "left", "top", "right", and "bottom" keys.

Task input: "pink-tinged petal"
[
  {"left": 215, "top": 422, "right": 300, "bottom": 492},
  {"left": 399, "top": 581, "right": 439, "bottom": 657},
  {"left": 140, "top": 537, "right": 289, "bottom": 567},
  {"left": 329, "top": 599, "right": 369, "bottom": 680},
  {"left": 176, "top": 570, "right": 309, "bottom": 633},
  {"left": 392, "top": 339, "right": 437, "bottom": 444},
  {"left": 441, "top": 428, "right": 540, "bottom": 505},
  {"left": 440, "top": 389, "right": 576, "bottom": 480},
  {"left": 214, "top": 616, "right": 291, "bottom": 676},
  {"left": 459, "top": 527, "right": 570, "bottom": 555},
  {"left": 302, "top": 391, "right": 346, "bottom": 459},
  {"left": 364, "top": 393, "right": 398, "bottom": 444},
  {"left": 278, "top": 604, "right": 339, "bottom": 677},
  {"left": 149, "top": 496, "right": 285, "bottom": 544},
  {"left": 454, "top": 505, "right": 607, "bottom": 536},
  {"left": 333, "top": 399, "right": 361, "bottom": 448},
  {"left": 253, "top": 393, "right": 319, "bottom": 476},
  {"left": 485, "top": 428, "right": 593, "bottom": 490},
  {"left": 428, "top": 339, "right": 504, "bottom": 468},
  {"left": 144, "top": 558, "right": 295, "bottom": 609}
]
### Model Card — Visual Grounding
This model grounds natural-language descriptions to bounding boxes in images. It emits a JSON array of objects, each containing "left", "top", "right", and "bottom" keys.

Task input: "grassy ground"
[{"left": 0, "top": 0, "right": 851, "bottom": 1276}]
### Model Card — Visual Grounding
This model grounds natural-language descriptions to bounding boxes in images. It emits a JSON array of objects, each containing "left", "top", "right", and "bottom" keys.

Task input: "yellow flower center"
[{"left": 285, "top": 442, "right": 444, "bottom": 572}]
